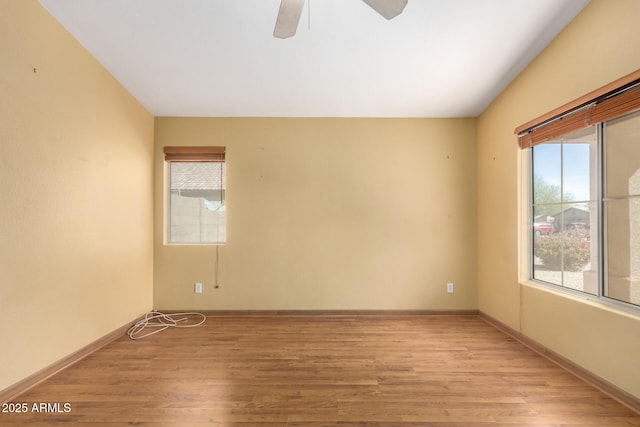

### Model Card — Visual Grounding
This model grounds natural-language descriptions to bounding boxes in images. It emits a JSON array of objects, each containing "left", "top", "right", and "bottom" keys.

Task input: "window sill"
[{"left": 521, "top": 279, "right": 640, "bottom": 319}]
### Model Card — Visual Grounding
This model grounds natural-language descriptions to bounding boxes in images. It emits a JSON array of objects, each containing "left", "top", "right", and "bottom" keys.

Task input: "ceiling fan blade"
[
  {"left": 273, "top": 0, "right": 305, "bottom": 39},
  {"left": 361, "top": 0, "right": 408, "bottom": 20}
]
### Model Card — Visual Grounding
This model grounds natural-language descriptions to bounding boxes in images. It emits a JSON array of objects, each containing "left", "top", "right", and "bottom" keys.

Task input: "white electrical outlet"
[
  {"left": 447, "top": 282, "right": 454, "bottom": 293},
  {"left": 195, "top": 282, "right": 203, "bottom": 294}
]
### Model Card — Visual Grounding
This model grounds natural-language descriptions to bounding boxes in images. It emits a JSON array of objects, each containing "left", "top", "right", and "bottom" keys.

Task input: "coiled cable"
[{"left": 127, "top": 311, "right": 206, "bottom": 340}]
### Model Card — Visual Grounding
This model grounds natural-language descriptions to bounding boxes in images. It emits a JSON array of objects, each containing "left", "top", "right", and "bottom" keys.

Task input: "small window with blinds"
[
  {"left": 164, "top": 146, "right": 225, "bottom": 244},
  {"left": 517, "top": 70, "right": 640, "bottom": 310}
]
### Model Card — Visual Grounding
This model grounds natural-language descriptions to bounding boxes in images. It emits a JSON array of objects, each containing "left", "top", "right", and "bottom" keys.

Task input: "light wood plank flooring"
[{"left": 2, "top": 315, "right": 639, "bottom": 426}]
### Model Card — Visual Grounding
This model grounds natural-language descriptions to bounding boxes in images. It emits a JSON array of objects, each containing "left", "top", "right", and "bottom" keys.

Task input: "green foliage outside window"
[{"left": 534, "top": 228, "right": 591, "bottom": 272}]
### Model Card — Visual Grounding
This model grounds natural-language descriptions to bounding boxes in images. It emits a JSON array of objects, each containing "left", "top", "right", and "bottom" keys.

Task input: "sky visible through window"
[{"left": 534, "top": 143, "right": 592, "bottom": 202}]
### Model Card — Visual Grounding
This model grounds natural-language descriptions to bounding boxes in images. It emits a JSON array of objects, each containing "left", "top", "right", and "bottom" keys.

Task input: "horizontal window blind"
[
  {"left": 516, "top": 69, "right": 640, "bottom": 149},
  {"left": 163, "top": 146, "right": 225, "bottom": 162}
]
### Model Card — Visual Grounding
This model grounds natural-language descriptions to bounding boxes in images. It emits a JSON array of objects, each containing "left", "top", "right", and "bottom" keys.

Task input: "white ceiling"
[{"left": 39, "top": 0, "right": 589, "bottom": 118}]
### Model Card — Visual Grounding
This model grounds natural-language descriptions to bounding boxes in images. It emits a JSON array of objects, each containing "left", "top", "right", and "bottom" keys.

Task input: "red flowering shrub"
[{"left": 535, "top": 228, "right": 591, "bottom": 271}]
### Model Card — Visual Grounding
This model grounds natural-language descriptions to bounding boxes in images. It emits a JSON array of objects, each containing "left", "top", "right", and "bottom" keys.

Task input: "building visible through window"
[{"left": 164, "top": 146, "right": 225, "bottom": 244}]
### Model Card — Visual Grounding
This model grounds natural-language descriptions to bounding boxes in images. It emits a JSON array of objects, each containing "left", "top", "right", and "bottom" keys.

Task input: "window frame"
[
  {"left": 164, "top": 146, "right": 226, "bottom": 245},
  {"left": 527, "top": 128, "right": 600, "bottom": 295},
  {"left": 518, "top": 70, "right": 640, "bottom": 314}
]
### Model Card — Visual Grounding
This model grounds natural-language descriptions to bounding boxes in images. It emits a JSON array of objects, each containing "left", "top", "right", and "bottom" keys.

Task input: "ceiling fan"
[{"left": 274, "top": 0, "right": 408, "bottom": 39}]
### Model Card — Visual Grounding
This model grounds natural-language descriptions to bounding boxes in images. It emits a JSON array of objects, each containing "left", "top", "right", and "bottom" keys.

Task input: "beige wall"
[
  {"left": 0, "top": 1, "right": 154, "bottom": 392},
  {"left": 477, "top": 0, "right": 640, "bottom": 397},
  {"left": 154, "top": 118, "right": 477, "bottom": 311}
]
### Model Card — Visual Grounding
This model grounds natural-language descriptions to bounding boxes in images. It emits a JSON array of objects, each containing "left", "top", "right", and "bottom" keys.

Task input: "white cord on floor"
[{"left": 127, "top": 311, "right": 206, "bottom": 340}]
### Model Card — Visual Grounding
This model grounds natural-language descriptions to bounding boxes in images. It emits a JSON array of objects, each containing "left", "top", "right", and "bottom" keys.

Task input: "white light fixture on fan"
[{"left": 273, "top": 0, "right": 408, "bottom": 39}]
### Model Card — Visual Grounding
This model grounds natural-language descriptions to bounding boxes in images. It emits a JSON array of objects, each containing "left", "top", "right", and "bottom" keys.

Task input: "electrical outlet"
[
  {"left": 447, "top": 282, "right": 454, "bottom": 293},
  {"left": 194, "top": 282, "right": 203, "bottom": 294}
]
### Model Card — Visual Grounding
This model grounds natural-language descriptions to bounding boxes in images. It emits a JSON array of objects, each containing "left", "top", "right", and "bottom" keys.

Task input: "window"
[
  {"left": 164, "top": 146, "right": 225, "bottom": 244},
  {"left": 604, "top": 111, "right": 640, "bottom": 306},
  {"left": 517, "top": 70, "right": 640, "bottom": 309},
  {"left": 531, "top": 127, "right": 598, "bottom": 295}
]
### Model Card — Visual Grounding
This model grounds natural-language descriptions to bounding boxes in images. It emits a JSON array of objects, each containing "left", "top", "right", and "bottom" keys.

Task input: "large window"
[
  {"left": 164, "top": 146, "right": 226, "bottom": 244},
  {"left": 518, "top": 71, "right": 640, "bottom": 310}
]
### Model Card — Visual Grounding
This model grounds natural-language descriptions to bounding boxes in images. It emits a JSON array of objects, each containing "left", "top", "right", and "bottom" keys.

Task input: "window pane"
[
  {"left": 532, "top": 144, "right": 562, "bottom": 205},
  {"left": 531, "top": 127, "right": 598, "bottom": 295},
  {"left": 604, "top": 110, "right": 640, "bottom": 306},
  {"left": 169, "top": 162, "right": 225, "bottom": 244},
  {"left": 533, "top": 204, "right": 562, "bottom": 286},
  {"left": 533, "top": 202, "right": 597, "bottom": 295},
  {"left": 560, "top": 202, "right": 598, "bottom": 295},
  {"left": 562, "top": 130, "right": 597, "bottom": 203},
  {"left": 605, "top": 110, "right": 640, "bottom": 198},
  {"left": 605, "top": 197, "right": 640, "bottom": 306}
]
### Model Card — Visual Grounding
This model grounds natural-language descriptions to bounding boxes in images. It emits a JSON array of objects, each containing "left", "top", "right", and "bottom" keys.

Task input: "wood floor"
[{"left": 2, "top": 315, "right": 639, "bottom": 426}]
